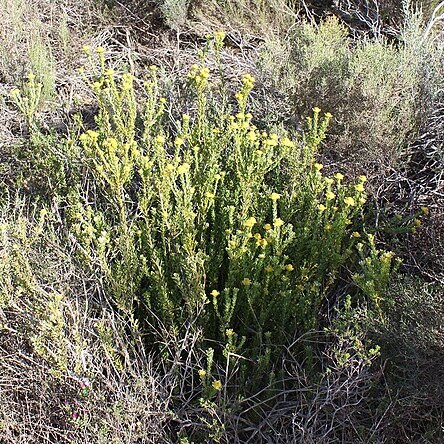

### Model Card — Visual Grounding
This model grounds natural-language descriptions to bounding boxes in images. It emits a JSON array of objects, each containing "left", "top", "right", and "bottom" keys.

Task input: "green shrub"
[
  {"left": 259, "top": 14, "right": 442, "bottom": 172},
  {"left": 0, "top": 202, "right": 177, "bottom": 443},
  {"left": 367, "top": 276, "right": 444, "bottom": 441},
  {"left": 159, "top": 0, "right": 190, "bottom": 29},
  {"left": 26, "top": 39, "right": 397, "bottom": 395},
  {"left": 4, "top": 32, "right": 408, "bottom": 443},
  {"left": 191, "top": 0, "right": 297, "bottom": 36}
]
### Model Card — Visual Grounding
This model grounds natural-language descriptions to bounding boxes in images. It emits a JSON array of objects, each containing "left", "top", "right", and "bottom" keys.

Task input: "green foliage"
[
  {"left": 28, "top": 29, "right": 56, "bottom": 101},
  {"left": 1, "top": 1, "right": 443, "bottom": 440},
  {"left": 37, "top": 39, "right": 397, "bottom": 396},
  {"left": 9, "top": 74, "right": 76, "bottom": 199},
  {"left": 159, "top": 0, "right": 190, "bottom": 29},
  {"left": 191, "top": 0, "right": 297, "bottom": 36},
  {"left": 353, "top": 234, "right": 401, "bottom": 313},
  {"left": 0, "top": 1, "right": 56, "bottom": 98},
  {"left": 0, "top": 207, "right": 71, "bottom": 373},
  {"left": 10, "top": 73, "right": 42, "bottom": 128},
  {"left": 259, "top": 14, "right": 440, "bottom": 168}
]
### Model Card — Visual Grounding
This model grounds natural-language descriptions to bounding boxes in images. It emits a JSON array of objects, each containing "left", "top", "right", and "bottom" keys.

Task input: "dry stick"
[{"left": 424, "top": 0, "right": 444, "bottom": 39}]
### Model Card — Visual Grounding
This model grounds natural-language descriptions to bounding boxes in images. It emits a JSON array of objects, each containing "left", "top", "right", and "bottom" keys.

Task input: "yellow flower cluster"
[
  {"left": 188, "top": 65, "right": 210, "bottom": 86},
  {"left": 344, "top": 196, "right": 356, "bottom": 207},
  {"left": 177, "top": 163, "right": 190, "bottom": 174},
  {"left": 326, "top": 191, "right": 335, "bottom": 200},
  {"left": 242, "top": 278, "right": 251, "bottom": 286},
  {"left": 244, "top": 217, "right": 257, "bottom": 228},
  {"left": 212, "top": 380, "right": 222, "bottom": 391},
  {"left": 242, "top": 73, "right": 255, "bottom": 89}
]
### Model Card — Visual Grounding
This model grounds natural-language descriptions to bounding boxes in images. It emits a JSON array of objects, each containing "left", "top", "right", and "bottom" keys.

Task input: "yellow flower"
[
  {"left": 255, "top": 150, "right": 264, "bottom": 156},
  {"left": 359, "top": 175, "right": 367, "bottom": 183},
  {"left": 260, "top": 239, "right": 268, "bottom": 248},
  {"left": 344, "top": 197, "right": 356, "bottom": 206},
  {"left": 174, "top": 137, "right": 184, "bottom": 147},
  {"left": 177, "top": 163, "right": 190, "bottom": 174},
  {"left": 105, "top": 138, "right": 118, "bottom": 150},
  {"left": 285, "top": 264, "right": 294, "bottom": 272},
  {"left": 413, "top": 218, "right": 421, "bottom": 227},
  {"left": 210, "top": 289, "right": 220, "bottom": 297},
  {"left": 326, "top": 191, "right": 335, "bottom": 200},
  {"left": 82, "top": 45, "right": 91, "bottom": 54},
  {"left": 270, "top": 193, "right": 281, "bottom": 201},
  {"left": 265, "top": 265, "right": 273, "bottom": 273},
  {"left": 352, "top": 232, "right": 361, "bottom": 238},
  {"left": 325, "top": 112, "right": 333, "bottom": 119},
  {"left": 381, "top": 252, "right": 395, "bottom": 264},
  {"left": 214, "top": 30, "right": 226, "bottom": 41},
  {"left": 265, "top": 137, "right": 278, "bottom": 147},
  {"left": 421, "top": 206, "right": 429, "bottom": 214},
  {"left": 226, "top": 328, "right": 234, "bottom": 337},
  {"left": 242, "top": 278, "right": 251, "bottom": 286},
  {"left": 96, "top": 47, "right": 105, "bottom": 54},
  {"left": 155, "top": 135, "right": 165, "bottom": 144},
  {"left": 212, "top": 380, "right": 222, "bottom": 391},
  {"left": 318, "top": 204, "right": 327, "bottom": 212},
  {"left": 166, "top": 163, "right": 175, "bottom": 172},
  {"left": 87, "top": 130, "right": 99, "bottom": 141},
  {"left": 325, "top": 177, "right": 334, "bottom": 185},
  {"left": 242, "top": 74, "right": 255, "bottom": 87},
  {"left": 274, "top": 218, "right": 284, "bottom": 228},
  {"left": 314, "top": 163, "right": 323, "bottom": 171},
  {"left": 205, "top": 192, "right": 215, "bottom": 199},
  {"left": 198, "top": 369, "right": 206, "bottom": 378},
  {"left": 281, "top": 137, "right": 295, "bottom": 148},
  {"left": 200, "top": 67, "right": 210, "bottom": 79},
  {"left": 244, "top": 217, "right": 257, "bottom": 228},
  {"left": 335, "top": 173, "right": 344, "bottom": 181},
  {"left": 355, "top": 183, "right": 365, "bottom": 193},
  {"left": 263, "top": 223, "right": 272, "bottom": 231},
  {"left": 247, "top": 131, "right": 257, "bottom": 142},
  {"left": 313, "top": 107, "right": 321, "bottom": 114}
]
